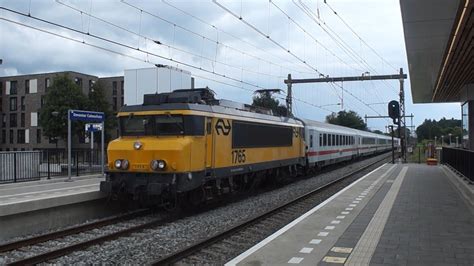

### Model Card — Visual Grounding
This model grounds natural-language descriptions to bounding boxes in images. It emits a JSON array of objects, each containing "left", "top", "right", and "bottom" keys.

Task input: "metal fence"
[
  {"left": 442, "top": 147, "right": 474, "bottom": 183},
  {"left": 0, "top": 149, "right": 106, "bottom": 184},
  {"left": 0, "top": 151, "right": 41, "bottom": 183}
]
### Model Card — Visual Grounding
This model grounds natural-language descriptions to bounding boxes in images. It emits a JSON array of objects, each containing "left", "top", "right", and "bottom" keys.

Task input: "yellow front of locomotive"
[{"left": 101, "top": 110, "right": 208, "bottom": 199}]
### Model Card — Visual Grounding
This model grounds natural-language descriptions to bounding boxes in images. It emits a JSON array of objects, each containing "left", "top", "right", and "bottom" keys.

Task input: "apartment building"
[{"left": 0, "top": 71, "right": 124, "bottom": 151}]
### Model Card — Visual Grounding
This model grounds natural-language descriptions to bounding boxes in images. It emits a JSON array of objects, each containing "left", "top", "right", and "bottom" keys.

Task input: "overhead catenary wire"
[
  {"left": 213, "top": 0, "right": 391, "bottom": 124},
  {"left": 213, "top": 0, "right": 324, "bottom": 76},
  {"left": 121, "top": 0, "right": 315, "bottom": 77},
  {"left": 160, "top": 0, "right": 315, "bottom": 76},
  {"left": 269, "top": 1, "right": 365, "bottom": 74},
  {"left": 323, "top": 0, "right": 399, "bottom": 72},
  {"left": 0, "top": 6, "right": 268, "bottom": 91},
  {"left": 0, "top": 16, "right": 336, "bottom": 115},
  {"left": 294, "top": 0, "right": 399, "bottom": 96},
  {"left": 55, "top": 0, "right": 284, "bottom": 80}
]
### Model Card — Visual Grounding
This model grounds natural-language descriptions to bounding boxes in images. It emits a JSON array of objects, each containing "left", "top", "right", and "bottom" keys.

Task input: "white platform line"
[{"left": 225, "top": 163, "right": 389, "bottom": 266}]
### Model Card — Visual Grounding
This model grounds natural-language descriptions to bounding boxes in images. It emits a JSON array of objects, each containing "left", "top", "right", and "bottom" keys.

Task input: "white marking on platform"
[
  {"left": 309, "top": 239, "right": 322, "bottom": 245},
  {"left": 299, "top": 247, "right": 313, "bottom": 254},
  {"left": 318, "top": 231, "right": 329, "bottom": 236},
  {"left": 331, "top": 220, "right": 341, "bottom": 224},
  {"left": 345, "top": 207, "right": 353, "bottom": 211},
  {"left": 288, "top": 257, "right": 304, "bottom": 264},
  {"left": 331, "top": 247, "right": 353, "bottom": 253},
  {"left": 341, "top": 211, "right": 350, "bottom": 215},
  {"left": 352, "top": 201, "right": 360, "bottom": 203},
  {"left": 325, "top": 226, "right": 335, "bottom": 230},
  {"left": 356, "top": 197, "right": 362, "bottom": 200},
  {"left": 322, "top": 256, "right": 346, "bottom": 263},
  {"left": 336, "top": 216, "right": 345, "bottom": 219},
  {"left": 225, "top": 163, "right": 390, "bottom": 266},
  {"left": 349, "top": 204, "right": 357, "bottom": 207}
]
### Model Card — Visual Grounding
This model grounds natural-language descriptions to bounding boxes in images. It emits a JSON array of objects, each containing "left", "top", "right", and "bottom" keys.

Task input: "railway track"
[
  {"left": 151, "top": 155, "right": 391, "bottom": 265},
  {"left": 0, "top": 209, "right": 178, "bottom": 266}
]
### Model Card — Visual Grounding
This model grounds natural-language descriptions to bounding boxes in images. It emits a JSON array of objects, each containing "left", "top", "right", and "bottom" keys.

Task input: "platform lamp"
[
  {"left": 456, "top": 136, "right": 459, "bottom": 147},
  {"left": 434, "top": 136, "right": 437, "bottom": 147},
  {"left": 448, "top": 133, "right": 452, "bottom": 146},
  {"left": 441, "top": 135, "right": 444, "bottom": 146}
]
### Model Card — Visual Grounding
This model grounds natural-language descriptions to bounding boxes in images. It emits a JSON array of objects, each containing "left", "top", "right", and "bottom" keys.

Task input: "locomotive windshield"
[
  {"left": 119, "top": 114, "right": 204, "bottom": 136},
  {"left": 120, "top": 115, "right": 184, "bottom": 136}
]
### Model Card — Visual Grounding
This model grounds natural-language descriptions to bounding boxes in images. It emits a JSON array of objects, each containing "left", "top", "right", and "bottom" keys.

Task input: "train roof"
[
  {"left": 301, "top": 118, "right": 395, "bottom": 140},
  {"left": 120, "top": 88, "right": 303, "bottom": 126}
]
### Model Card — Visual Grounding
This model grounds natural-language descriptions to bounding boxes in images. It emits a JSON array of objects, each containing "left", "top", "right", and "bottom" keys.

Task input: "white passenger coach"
[{"left": 302, "top": 119, "right": 399, "bottom": 168}]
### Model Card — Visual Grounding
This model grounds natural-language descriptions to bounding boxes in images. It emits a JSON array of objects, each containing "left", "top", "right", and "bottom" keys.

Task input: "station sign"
[
  {"left": 69, "top": 110, "right": 105, "bottom": 122},
  {"left": 85, "top": 123, "right": 103, "bottom": 132}
]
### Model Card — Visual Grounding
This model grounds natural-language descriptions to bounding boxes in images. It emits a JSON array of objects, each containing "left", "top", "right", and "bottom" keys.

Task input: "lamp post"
[
  {"left": 434, "top": 136, "right": 437, "bottom": 147},
  {"left": 441, "top": 135, "right": 444, "bottom": 146},
  {"left": 456, "top": 136, "right": 459, "bottom": 147},
  {"left": 448, "top": 133, "right": 452, "bottom": 146}
]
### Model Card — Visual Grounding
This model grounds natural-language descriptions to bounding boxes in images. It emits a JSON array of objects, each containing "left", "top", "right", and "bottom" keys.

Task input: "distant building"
[{"left": 0, "top": 71, "right": 124, "bottom": 151}]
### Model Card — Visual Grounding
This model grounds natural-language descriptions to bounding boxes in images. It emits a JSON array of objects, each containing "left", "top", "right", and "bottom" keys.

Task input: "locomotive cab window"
[{"left": 119, "top": 115, "right": 204, "bottom": 136}]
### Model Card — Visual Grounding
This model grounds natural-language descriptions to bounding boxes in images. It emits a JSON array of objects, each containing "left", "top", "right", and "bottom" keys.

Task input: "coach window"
[
  {"left": 323, "top": 134, "right": 327, "bottom": 146},
  {"left": 310, "top": 135, "right": 313, "bottom": 148},
  {"left": 319, "top": 134, "right": 322, "bottom": 147}
]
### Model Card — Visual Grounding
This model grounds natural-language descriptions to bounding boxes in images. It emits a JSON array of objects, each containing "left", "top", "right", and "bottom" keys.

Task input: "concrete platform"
[
  {"left": 227, "top": 163, "right": 474, "bottom": 265},
  {"left": 0, "top": 175, "right": 114, "bottom": 242}
]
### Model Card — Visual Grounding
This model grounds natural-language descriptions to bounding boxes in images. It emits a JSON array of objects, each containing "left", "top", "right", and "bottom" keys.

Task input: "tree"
[
  {"left": 326, "top": 110, "right": 368, "bottom": 130},
  {"left": 251, "top": 90, "right": 288, "bottom": 116},
  {"left": 39, "top": 74, "right": 88, "bottom": 142},
  {"left": 372, "top": 130, "right": 383, "bottom": 134},
  {"left": 87, "top": 81, "right": 116, "bottom": 142},
  {"left": 416, "top": 117, "right": 461, "bottom": 143}
]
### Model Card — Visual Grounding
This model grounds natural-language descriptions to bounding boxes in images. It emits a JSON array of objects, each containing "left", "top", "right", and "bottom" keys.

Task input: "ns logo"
[{"left": 215, "top": 119, "right": 231, "bottom": 135}]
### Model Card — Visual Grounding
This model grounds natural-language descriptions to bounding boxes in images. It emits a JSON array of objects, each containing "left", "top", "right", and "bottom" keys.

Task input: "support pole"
[
  {"left": 390, "top": 125, "right": 395, "bottom": 164},
  {"left": 101, "top": 121, "right": 105, "bottom": 177},
  {"left": 286, "top": 73, "right": 292, "bottom": 117},
  {"left": 399, "top": 68, "right": 407, "bottom": 163},
  {"left": 90, "top": 130, "right": 94, "bottom": 168},
  {"left": 67, "top": 110, "right": 72, "bottom": 182}
]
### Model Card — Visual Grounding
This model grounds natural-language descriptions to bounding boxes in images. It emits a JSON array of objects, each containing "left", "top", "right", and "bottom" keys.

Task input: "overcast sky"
[{"left": 0, "top": 0, "right": 461, "bottom": 132}]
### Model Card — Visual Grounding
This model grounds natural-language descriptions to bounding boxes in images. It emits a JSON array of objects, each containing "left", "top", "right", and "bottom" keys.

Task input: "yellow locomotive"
[{"left": 100, "top": 88, "right": 305, "bottom": 205}]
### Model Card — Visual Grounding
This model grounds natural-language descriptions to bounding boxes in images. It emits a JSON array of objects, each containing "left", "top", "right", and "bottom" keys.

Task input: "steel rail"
[
  {"left": 0, "top": 209, "right": 150, "bottom": 253},
  {"left": 7, "top": 213, "right": 182, "bottom": 266},
  {"left": 151, "top": 154, "right": 391, "bottom": 265}
]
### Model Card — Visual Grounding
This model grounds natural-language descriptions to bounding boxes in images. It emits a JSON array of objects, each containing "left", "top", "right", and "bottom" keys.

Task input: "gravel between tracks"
[{"left": 40, "top": 153, "right": 390, "bottom": 265}]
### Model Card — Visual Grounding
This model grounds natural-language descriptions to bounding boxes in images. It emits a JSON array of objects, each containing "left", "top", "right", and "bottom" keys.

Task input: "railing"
[
  {"left": 0, "top": 149, "right": 106, "bottom": 184},
  {"left": 0, "top": 151, "right": 42, "bottom": 183},
  {"left": 442, "top": 147, "right": 474, "bottom": 183}
]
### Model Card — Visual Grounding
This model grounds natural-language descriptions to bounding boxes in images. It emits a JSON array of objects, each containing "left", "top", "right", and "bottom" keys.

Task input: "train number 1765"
[{"left": 231, "top": 149, "right": 246, "bottom": 164}]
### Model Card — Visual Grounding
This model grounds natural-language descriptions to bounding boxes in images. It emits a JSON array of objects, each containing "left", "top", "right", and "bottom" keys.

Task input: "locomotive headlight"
[
  {"left": 157, "top": 160, "right": 166, "bottom": 170},
  {"left": 114, "top": 159, "right": 122, "bottom": 169},
  {"left": 150, "top": 160, "right": 166, "bottom": 171},
  {"left": 150, "top": 160, "right": 159, "bottom": 170},
  {"left": 121, "top": 159, "right": 129, "bottom": 170},
  {"left": 133, "top": 141, "right": 142, "bottom": 150}
]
